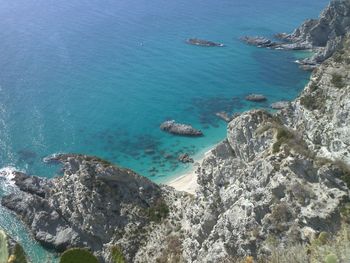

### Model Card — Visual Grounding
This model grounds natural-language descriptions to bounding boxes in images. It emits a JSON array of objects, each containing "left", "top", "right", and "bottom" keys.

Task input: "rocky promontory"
[
  {"left": 242, "top": 0, "right": 350, "bottom": 67},
  {"left": 1, "top": 1, "right": 350, "bottom": 263},
  {"left": 1, "top": 154, "right": 192, "bottom": 262}
]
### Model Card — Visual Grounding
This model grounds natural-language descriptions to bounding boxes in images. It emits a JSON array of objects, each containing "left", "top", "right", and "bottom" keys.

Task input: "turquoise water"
[{"left": 0, "top": 0, "right": 328, "bottom": 261}]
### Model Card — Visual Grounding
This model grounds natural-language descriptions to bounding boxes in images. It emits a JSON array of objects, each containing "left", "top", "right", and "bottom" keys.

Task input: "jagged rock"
[
  {"left": 178, "top": 153, "right": 194, "bottom": 164},
  {"left": 242, "top": 0, "right": 350, "bottom": 66},
  {"left": 181, "top": 35, "right": 350, "bottom": 263},
  {"left": 186, "top": 38, "right": 224, "bottom": 47},
  {"left": 270, "top": 101, "right": 291, "bottom": 110},
  {"left": 240, "top": 36, "right": 278, "bottom": 48},
  {"left": 160, "top": 120, "right": 203, "bottom": 137},
  {"left": 2, "top": 2, "right": 350, "bottom": 263},
  {"left": 1, "top": 154, "right": 169, "bottom": 262},
  {"left": 245, "top": 94, "right": 267, "bottom": 102}
]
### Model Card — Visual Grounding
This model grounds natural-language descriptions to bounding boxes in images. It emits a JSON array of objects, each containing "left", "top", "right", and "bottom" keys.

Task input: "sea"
[{"left": 0, "top": 0, "right": 329, "bottom": 261}]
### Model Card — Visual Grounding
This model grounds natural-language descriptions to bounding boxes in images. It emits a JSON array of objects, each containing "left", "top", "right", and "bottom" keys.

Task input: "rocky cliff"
[
  {"left": 1, "top": 1, "right": 350, "bottom": 263},
  {"left": 181, "top": 43, "right": 350, "bottom": 261},
  {"left": 1, "top": 154, "right": 191, "bottom": 262},
  {"left": 242, "top": 0, "right": 350, "bottom": 69},
  {"left": 284, "top": 0, "right": 350, "bottom": 64}
]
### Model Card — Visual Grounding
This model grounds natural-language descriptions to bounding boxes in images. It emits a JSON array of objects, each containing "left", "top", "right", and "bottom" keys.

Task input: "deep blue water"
[{"left": 0, "top": 0, "right": 328, "bottom": 261}]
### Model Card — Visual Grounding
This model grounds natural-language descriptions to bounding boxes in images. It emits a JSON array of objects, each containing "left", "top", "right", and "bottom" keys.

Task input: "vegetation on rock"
[
  {"left": 147, "top": 200, "right": 169, "bottom": 223},
  {"left": 111, "top": 246, "right": 125, "bottom": 263},
  {"left": 9, "top": 244, "right": 28, "bottom": 263},
  {"left": 59, "top": 248, "right": 99, "bottom": 263},
  {"left": 0, "top": 230, "right": 9, "bottom": 263}
]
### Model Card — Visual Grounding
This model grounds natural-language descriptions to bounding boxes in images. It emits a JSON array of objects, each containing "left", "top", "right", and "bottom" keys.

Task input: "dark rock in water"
[
  {"left": 240, "top": 36, "right": 278, "bottom": 48},
  {"left": 17, "top": 149, "right": 37, "bottom": 161},
  {"left": 144, "top": 148, "right": 156, "bottom": 155},
  {"left": 297, "top": 61, "right": 318, "bottom": 71},
  {"left": 270, "top": 101, "right": 291, "bottom": 110},
  {"left": 178, "top": 153, "right": 194, "bottom": 164},
  {"left": 160, "top": 120, "right": 203, "bottom": 137},
  {"left": 186, "top": 38, "right": 224, "bottom": 47},
  {"left": 163, "top": 153, "right": 174, "bottom": 159},
  {"left": 245, "top": 94, "right": 267, "bottom": 102},
  {"left": 215, "top": 111, "right": 233, "bottom": 122}
]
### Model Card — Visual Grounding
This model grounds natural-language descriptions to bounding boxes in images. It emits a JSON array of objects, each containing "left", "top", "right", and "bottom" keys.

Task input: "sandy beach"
[{"left": 167, "top": 149, "right": 212, "bottom": 194}]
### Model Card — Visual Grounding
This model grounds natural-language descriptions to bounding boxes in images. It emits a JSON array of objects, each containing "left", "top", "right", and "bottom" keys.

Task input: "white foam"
[{"left": 0, "top": 167, "right": 22, "bottom": 192}]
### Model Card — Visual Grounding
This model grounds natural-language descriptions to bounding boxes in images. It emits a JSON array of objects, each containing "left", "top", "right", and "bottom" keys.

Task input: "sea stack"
[{"left": 160, "top": 120, "right": 203, "bottom": 136}]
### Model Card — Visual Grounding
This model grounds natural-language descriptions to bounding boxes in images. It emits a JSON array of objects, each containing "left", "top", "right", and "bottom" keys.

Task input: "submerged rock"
[
  {"left": 160, "top": 120, "right": 203, "bottom": 137},
  {"left": 245, "top": 94, "right": 267, "bottom": 102},
  {"left": 186, "top": 38, "right": 224, "bottom": 47},
  {"left": 215, "top": 111, "right": 233, "bottom": 122},
  {"left": 178, "top": 153, "right": 194, "bottom": 164}
]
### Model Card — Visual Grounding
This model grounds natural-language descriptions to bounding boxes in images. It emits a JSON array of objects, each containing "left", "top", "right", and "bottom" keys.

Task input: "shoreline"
[{"left": 165, "top": 146, "right": 213, "bottom": 194}]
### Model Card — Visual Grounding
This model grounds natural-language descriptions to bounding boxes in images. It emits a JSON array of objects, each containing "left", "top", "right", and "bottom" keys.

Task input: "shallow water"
[{"left": 0, "top": 0, "right": 328, "bottom": 260}]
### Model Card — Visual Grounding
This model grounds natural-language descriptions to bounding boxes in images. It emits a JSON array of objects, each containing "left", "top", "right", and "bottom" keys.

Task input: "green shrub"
[
  {"left": 309, "top": 81, "right": 318, "bottom": 92},
  {"left": 272, "top": 127, "right": 294, "bottom": 153},
  {"left": 329, "top": 160, "right": 350, "bottom": 189},
  {"left": 331, "top": 73, "right": 344, "bottom": 89},
  {"left": 60, "top": 248, "right": 99, "bottom": 263},
  {"left": 147, "top": 200, "right": 169, "bottom": 223},
  {"left": 325, "top": 253, "right": 338, "bottom": 263},
  {"left": 11, "top": 243, "right": 28, "bottom": 263},
  {"left": 300, "top": 95, "right": 316, "bottom": 110},
  {"left": 111, "top": 246, "right": 125, "bottom": 263},
  {"left": 0, "top": 230, "right": 9, "bottom": 263}
]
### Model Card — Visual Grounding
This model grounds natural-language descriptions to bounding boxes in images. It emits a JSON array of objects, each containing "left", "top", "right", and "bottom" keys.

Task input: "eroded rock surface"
[
  {"left": 242, "top": 0, "right": 350, "bottom": 67},
  {"left": 160, "top": 120, "right": 203, "bottom": 137}
]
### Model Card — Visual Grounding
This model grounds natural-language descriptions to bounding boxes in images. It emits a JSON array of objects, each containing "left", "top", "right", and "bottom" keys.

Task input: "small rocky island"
[
  {"left": 186, "top": 38, "right": 224, "bottom": 47},
  {"left": 160, "top": 120, "right": 203, "bottom": 136}
]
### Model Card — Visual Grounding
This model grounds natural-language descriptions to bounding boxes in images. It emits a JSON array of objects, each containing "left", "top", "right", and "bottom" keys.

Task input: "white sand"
[
  {"left": 166, "top": 149, "right": 212, "bottom": 194},
  {"left": 167, "top": 167, "right": 198, "bottom": 194}
]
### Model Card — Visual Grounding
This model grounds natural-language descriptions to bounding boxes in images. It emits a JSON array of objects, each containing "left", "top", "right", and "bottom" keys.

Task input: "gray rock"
[
  {"left": 178, "top": 153, "right": 194, "bottom": 164},
  {"left": 160, "top": 120, "right": 203, "bottom": 136},
  {"left": 215, "top": 111, "right": 233, "bottom": 122},
  {"left": 242, "top": 0, "right": 350, "bottom": 66},
  {"left": 186, "top": 38, "right": 224, "bottom": 47},
  {"left": 245, "top": 94, "right": 267, "bottom": 102},
  {"left": 240, "top": 36, "right": 278, "bottom": 48},
  {"left": 270, "top": 101, "right": 291, "bottom": 110}
]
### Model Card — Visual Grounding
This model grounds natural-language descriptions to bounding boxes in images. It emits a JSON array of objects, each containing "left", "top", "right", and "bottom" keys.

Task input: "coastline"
[{"left": 165, "top": 146, "right": 213, "bottom": 194}]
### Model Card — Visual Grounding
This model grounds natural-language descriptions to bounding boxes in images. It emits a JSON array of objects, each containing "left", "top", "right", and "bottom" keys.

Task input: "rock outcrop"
[
  {"left": 1, "top": 2, "right": 350, "bottom": 263},
  {"left": 1, "top": 154, "right": 192, "bottom": 262},
  {"left": 242, "top": 0, "right": 350, "bottom": 67},
  {"left": 160, "top": 120, "right": 203, "bottom": 137},
  {"left": 270, "top": 101, "right": 291, "bottom": 110},
  {"left": 245, "top": 94, "right": 267, "bottom": 102},
  {"left": 181, "top": 36, "right": 350, "bottom": 262},
  {"left": 186, "top": 38, "right": 224, "bottom": 47}
]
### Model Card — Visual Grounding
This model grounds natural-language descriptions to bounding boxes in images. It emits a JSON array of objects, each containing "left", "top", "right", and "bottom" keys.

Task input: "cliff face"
[
  {"left": 284, "top": 0, "right": 350, "bottom": 63},
  {"left": 1, "top": 154, "right": 191, "bottom": 262},
  {"left": 1, "top": 1, "right": 350, "bottom": 263},
  {"left": 181, "top": 38, "right": 350, "bottom": 262}
]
